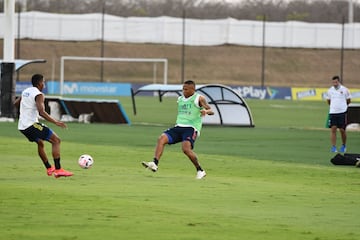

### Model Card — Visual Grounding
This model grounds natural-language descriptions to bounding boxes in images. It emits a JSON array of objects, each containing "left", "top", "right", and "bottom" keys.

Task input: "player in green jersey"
[{"left": 142, "top": 80, "right": 214, "bottom": 179}]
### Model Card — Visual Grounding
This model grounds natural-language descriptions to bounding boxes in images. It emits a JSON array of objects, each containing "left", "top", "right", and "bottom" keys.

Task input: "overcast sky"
[{"left": 221, "top": 0, "right": 360, "bottom": 3}]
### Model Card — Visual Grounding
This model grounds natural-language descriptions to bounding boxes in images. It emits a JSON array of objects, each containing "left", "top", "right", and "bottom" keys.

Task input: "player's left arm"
[
  {"left": 36, "top": 94, "right": 67, "bottom": 129},
  {"left": 346, "top": 89, "right": 351, "bottom": 105},
  {"left": 347, "top": 98, "right": 351, "bottom": 105},
  {"left": 199, "top": 95, "right": 214, "bottom": 116},
  {"left": 13, "top": 96, "right": 21, "bottom": 108}
]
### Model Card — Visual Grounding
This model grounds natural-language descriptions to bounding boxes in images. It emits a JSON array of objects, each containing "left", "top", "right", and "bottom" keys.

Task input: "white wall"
[{"left": 1, "top": 11, "right": 360, "bottom": 49}]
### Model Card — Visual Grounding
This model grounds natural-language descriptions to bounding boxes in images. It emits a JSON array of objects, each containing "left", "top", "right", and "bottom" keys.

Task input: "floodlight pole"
[
  {"left": 261, "top": 15, "right": 266, "bottom": 88},
  {"left": 348, "top": 0, "right": 353, "bottom": 23},
  {"left": 340, "top": 17, "right": 345, "bottom": 83},
  {"left": 2, "top": 0, "right": 15, "bottom": 62},
  {"left": 100, "top": 1, "right": 106, "bottom": 82},
  {"left": 181, "top": 8, "right": 186, "bottom": 84},
  {"left": 16, "top": 4, "right": 22, "bottom": 82},
  {"left": 1, "top": 0, "right": 16, "bottom": 118}
]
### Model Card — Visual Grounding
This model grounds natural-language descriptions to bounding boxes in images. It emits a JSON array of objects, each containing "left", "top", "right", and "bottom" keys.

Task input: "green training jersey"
[{"left": 176, "top": 93, "right": 203, "bottom": 133}]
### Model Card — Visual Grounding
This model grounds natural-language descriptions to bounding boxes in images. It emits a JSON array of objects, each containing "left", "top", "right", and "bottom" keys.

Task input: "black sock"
[
  {"left": 54, "top": 158, "right": 61, "bottom": 170},
  {"left": 44, "top": 161, "right": 51, "bottom": 169},
  {"left": 196, "top": 166, "right": 203, "bottom": 171},
  {"left": 153, "top": 158, "right": 159, "bottom": 165}
]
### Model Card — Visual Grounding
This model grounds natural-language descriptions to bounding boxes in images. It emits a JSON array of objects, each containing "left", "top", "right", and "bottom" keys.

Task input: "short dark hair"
[
  {"left": 184, "top": 80, "right": 195, "bottom": 86},
  {"left": 332, "top": 75, "right": 340, "bottom": 81},
  {"left": 31, "top": 74, "right": 44, "bottom": 87}
]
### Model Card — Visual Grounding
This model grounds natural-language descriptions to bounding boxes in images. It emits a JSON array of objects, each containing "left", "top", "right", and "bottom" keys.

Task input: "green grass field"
[{"left": 1, "top": 97, "right": 359, "bottom": 240}]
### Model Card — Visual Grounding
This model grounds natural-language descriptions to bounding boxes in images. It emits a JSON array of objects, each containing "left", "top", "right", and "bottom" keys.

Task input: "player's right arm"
[{"left": 35, "top": 94, "right": 67, "bottom": 129}]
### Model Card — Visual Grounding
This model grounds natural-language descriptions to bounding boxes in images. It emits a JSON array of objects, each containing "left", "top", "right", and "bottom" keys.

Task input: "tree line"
[{"left": 1, "top": 0, "right": 359, "bottom": 23}]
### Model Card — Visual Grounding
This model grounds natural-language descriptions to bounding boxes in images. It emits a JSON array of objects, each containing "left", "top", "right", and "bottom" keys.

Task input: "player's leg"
[
  {"left": 330, "top": 126, "right": 337, "bottom": 146},
  {"left": 48, "top": 131, "right": 61, "bottom": 161},
  {"left": 36, "top": 139, "right": 55, "bottom": 176},
  {"left": 338, "top": 113, "right": 347, "bottom": 153},
  {"left": 330, "top": 124, "right": 338, "bottom": 152},
  {"left": 142, "top": 133, "right": 169, "bottom": 172},
  {"left": 339, "top": 128, "right": 347, "bottom": 145},
  {"left": 181, "top": 128, "right": 206, "bottom": 179},
  {"left": 182, "top": 141, "right": 206, "bottom": 179},
  {"left": 329, "top": 114, "right": 337, "bottom": 152},
  {"left": 47, "top": 130, "right": 73, "bottom": 178},
  {"left": 339, "top": 128, "right": 347, "bottom": 152},
  {"left": 20, "top": 125, "right": 55, "bottom": 176},
  {"left": 181, "top": 140, "right": 200, "bottom": 169},
  {"left": 142, "top": 126, "right": 183, "bottom": 172},
  {"left": 35, "top": 139, "right": 51, "bottom": 166},
  {"left": 154, "top": 133, "right": 169, "bottom": 162}
]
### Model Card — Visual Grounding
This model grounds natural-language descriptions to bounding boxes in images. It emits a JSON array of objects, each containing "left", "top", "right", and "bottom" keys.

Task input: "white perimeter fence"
[{"left": 1, "top": 11, "right": 360, "bottom": 49}]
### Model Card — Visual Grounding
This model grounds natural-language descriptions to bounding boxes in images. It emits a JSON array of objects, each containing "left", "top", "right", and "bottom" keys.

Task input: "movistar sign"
[{"left": 47, "top": 81, "right": 131, "bottom": 96}]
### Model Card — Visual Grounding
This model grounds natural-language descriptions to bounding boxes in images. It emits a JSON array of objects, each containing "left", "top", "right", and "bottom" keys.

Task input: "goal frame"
[{"left": 59, "top": 56, "right": 168, "bottom": 95}]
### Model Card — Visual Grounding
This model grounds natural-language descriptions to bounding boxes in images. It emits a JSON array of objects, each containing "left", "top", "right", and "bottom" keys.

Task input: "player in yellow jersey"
[{"left": 142, "top": 80, "right": 214, "bottom": 179}]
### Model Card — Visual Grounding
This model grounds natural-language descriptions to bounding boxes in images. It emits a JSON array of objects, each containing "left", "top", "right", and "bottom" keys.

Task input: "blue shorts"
[
  {"left": 20, "top": 123, "right": 53, "bottom": 143},
  {"left": 164, "top": 126, "right": 198, "bottom": 149},
  {"left": 329, "top": 112, "right": 347, "bottom": 129}
]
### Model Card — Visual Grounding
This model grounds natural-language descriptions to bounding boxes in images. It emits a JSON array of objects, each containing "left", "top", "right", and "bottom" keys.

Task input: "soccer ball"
[{"left": 78, "top": 154, "right": 94, "bottom": 169}]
